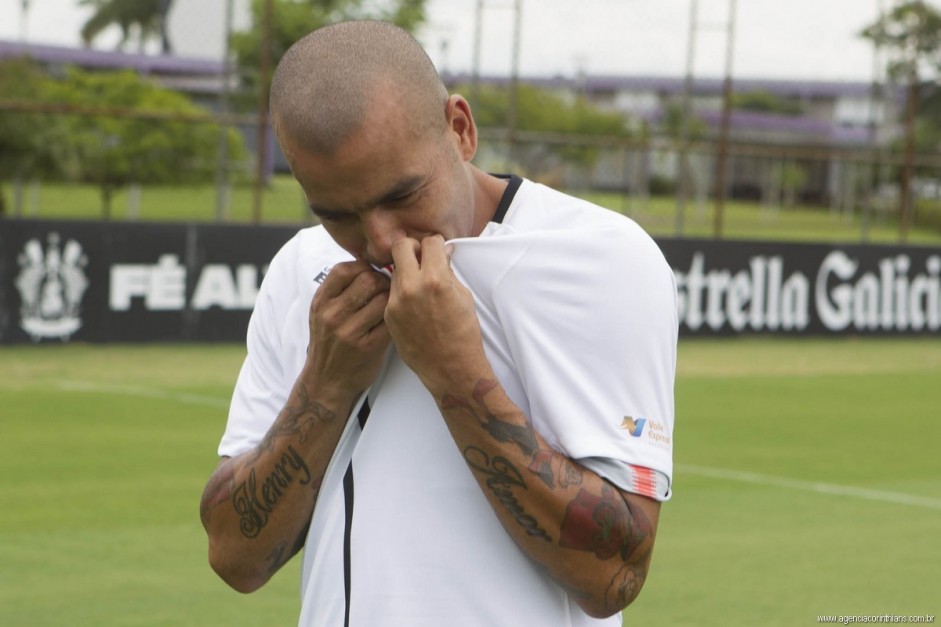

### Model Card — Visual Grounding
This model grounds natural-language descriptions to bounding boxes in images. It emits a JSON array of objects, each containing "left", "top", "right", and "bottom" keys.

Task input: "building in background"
[{"left": 1, "top": 38, "right": 901, "bottom": 205}]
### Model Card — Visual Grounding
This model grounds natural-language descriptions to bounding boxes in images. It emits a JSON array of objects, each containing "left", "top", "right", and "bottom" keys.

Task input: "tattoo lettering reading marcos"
[
  {"left": 233, "top": 446, "right": 312, "bottom": 538},
  {"left": 463, "top": 446, "right": 553, "bottom": 543}
]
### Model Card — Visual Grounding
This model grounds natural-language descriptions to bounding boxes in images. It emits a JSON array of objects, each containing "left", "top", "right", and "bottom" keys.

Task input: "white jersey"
[{"left": 219, "top": 177, "right": 677, "bottom": 627}]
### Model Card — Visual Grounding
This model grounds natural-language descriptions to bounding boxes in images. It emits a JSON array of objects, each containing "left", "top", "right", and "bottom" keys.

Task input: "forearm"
[
  {"left": 383, "top": 236, "right": 659, "bottom": 615},
  {"left": 433, "top": 376, "right": 659, "bottom": 618},
  {"left": 200, "top": 369, "right": 357, "bottom": 593}
]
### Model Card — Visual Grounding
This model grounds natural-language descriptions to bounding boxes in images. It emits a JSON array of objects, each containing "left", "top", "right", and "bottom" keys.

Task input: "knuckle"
[
  {"left": 396, "top": 283, "right": 418, "bottom": 302},
  {"left": 361, "top": 271, "right": 386, "bottom": 292},
  {"left": 328, "top": 261, "right": 356, "bottom": 278}
]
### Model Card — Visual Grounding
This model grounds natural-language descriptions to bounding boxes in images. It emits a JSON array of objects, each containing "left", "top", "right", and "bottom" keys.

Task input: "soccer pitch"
[{"left": 0, "top": 339, "right": 938, "bottom": 626}]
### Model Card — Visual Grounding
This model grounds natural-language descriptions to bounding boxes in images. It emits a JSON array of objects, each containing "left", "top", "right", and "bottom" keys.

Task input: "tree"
[
  {"left": 779, "top": 161, "right": 808, "bottom": 208},
  {"left": 0, "top": 59, "right": 66, "bottom": 215},
  {"left": 230, "top": 0, "right": 427, "bottom": 107},
  {"left": 468, "top": 83, "right": 631, "bottom": 181},
  {"left": 79, "top": 0, "right": 174, "bottom": 53},
  {"left": 661, "top": 101, "right": 708, "bottom": 142},
  {"left": 861, "top": 0, "right": 941, "bottom": 240},
  {"left": 45, "top": 68, "right": 245, "bottom": 217},
  {"left": 915, "top": 84, "right": 941, "bottom": 150}
]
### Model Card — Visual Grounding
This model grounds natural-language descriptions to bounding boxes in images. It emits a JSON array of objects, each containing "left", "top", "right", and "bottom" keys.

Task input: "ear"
[{"left": 445, "top": 95, "right": 478, "bottom": 162}]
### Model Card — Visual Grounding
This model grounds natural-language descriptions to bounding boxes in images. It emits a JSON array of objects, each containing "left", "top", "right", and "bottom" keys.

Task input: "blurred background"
[{"left": 2, "top": 0, "right": 941, "bottom": 243}]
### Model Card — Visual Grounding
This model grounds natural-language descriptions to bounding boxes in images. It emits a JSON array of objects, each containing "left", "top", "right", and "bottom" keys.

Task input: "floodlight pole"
[
  {"left": 712, "top": 0, "right": 738, "bottom": 240},
  {"left": 214, "top": 0, "right": 235, "bottom": 222},
  {"left": 506, "top": 0, "right": 523, "bottom": 170},
  {"left": 20, "top": 0, "right": 30, "bottom": 42},
  {"left": 675, "top": 0, "right": 699, "bottom": 236},
  {"left": 252, "top": 0, "right": 274, "bottom": 224},
  {"left": 471, "top": 0, "right": 484, "bottom": 113},
  {"left": 862, "top": 0, "right": 887, "bottom": 242}
]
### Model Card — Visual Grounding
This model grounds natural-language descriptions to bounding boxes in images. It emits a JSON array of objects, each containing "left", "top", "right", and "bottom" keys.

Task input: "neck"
[{"left": 470, "top": 168, "right": 511, "bottom": 236}]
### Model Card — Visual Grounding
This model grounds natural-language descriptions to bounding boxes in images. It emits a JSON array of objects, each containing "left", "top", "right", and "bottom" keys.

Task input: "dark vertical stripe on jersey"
[
  {"left": 343, "top": 398, "right": 371, "bottom": 627},
  {"left": 357, "top": 397, "right": 371, "bottom": 429},
  {"left": 343, "top": 463, "right": 354, "bottom": 627}
]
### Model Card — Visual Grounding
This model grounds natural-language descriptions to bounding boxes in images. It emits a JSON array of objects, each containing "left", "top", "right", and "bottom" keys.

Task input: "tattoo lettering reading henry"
[
  {"left": 233, "top": 446, "right": 312, "bottom": 538},
  {"left": 464, "top": 446, "right": 552, "bottom": 543}
]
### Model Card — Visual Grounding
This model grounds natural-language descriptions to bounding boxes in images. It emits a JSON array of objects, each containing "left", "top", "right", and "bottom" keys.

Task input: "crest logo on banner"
[{"left": 15, "top": 233, "right": 89, "bottom": 341}]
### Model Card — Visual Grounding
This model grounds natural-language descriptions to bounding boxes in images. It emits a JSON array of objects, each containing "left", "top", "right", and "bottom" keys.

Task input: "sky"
[{"left": 0, "top": 0, "right": 930, "bottom": 83}]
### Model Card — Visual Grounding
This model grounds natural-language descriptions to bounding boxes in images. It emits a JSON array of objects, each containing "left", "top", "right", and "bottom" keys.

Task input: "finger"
[
  {"left": 331, "top": 270, "right": 390, "bottom": 318},
  {"left": 390, "top": 238, "right": 422, "bottom": 276},
  {"left": 313, "top": 265, "right": 386, "bottom": 333},
  {"left": 351, "top": 269, "right": 391, "bottom": 304},
  {"left": 419, "top": 234, "right": 449, "bottom": 272},
  {"left": 343, "top": 289, "right": 390, "bottom": 338},
  {"left": 317, "top": 260, "right": 371, "bottom": 299}
]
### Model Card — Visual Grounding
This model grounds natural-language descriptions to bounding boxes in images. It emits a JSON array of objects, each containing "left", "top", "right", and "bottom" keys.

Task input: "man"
[{"left": 200, "top": 20, "right": 677, "bottom": 627}]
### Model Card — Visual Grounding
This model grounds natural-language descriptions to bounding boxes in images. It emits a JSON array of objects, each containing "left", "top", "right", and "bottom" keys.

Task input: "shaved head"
[{"left": 270, "top": 20, "right": 449, "bottom": 157}]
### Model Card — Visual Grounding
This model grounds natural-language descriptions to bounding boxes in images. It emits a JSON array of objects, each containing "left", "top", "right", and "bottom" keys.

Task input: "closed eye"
[
  {"left": 309, "top": 206, "right": 355, "bottom": 223},
  {"left": 308, "top": 175, "right": 427, "bottom": 220},
  {"left": 385, "top": 188, "right": 421, "bottom": 207}
]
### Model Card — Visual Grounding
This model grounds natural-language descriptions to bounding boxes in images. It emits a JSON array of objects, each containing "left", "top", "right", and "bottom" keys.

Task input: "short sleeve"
[
  {"left": 493, "top": 224, "right": 677, "bottom": 500},
  {"left": 218, "top": 238, "right": 297, "bottom": 458}
]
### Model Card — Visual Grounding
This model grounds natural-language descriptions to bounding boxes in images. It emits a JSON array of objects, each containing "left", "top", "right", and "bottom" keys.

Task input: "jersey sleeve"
[
  {"left": 217, "top": 236, "right": 298, "bottom": 458},
  {"left": 493, "top": 224, "right": 677, "bottom": 500}
]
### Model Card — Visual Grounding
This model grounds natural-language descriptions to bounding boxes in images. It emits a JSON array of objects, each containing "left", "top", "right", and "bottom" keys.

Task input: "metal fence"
[{"left": 2, "top": 101, "right": 940, "bottom": 245}]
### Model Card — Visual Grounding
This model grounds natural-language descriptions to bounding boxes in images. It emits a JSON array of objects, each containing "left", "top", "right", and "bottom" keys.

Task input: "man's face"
[{"left": 280, "top": 93, "right": 476, "bottom": 268}]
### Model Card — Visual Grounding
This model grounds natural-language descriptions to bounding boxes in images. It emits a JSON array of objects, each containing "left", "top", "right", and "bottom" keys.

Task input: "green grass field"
[
  {"left": 6, "top": 176, "right": 941, "bottom": 245},
  {"left": 1, "top": 339, "right": 939, "bottom": 626}
]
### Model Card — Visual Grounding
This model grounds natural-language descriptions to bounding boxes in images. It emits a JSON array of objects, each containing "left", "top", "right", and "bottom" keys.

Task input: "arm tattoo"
[
  {"left": 251, "top": 381, "right": 338, "bottom": 461},
  {"left": 471, "top": 379, "right": 539, "bottom": 456},
  {"left": 560, "top": 483, "right": 654, "bottom": 607},
  {"left": 605, "top": 547, "right": 652, "bottom": 609},
  {"left": 264, "top": 518, "right": 312, "bottom": 576},
  {"left": 232, "top": 446, "right": 312, "bottom": 538},
  {"left": 441, "top": 378, "right": 654, "bottom": 609},
  {"left": 226, "top": 383, "right": 332, "bottom": 539},
  {"left": 265, "top": 541, "right": 289, "bottom": 576},
  {"left": 442, "top": 378, "right": 654, "bottom": 608},
  {"left": 464, "top": 446, "right": 552, "bottom": 542},
  {"left": 528, "top": 450, "right": 584, "bottom": 490},
  {"left": 559, "top": 483, "right": 643, "bottom": 560},
  {"left": 441, "top": 379, "right": 538, "bottom": 457},
  {"left": 441, "top": 379, "right": 586, "bottom": 491}
]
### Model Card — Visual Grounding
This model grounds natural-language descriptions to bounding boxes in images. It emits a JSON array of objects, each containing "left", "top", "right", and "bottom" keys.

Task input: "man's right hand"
[
  {"left": 200, "top": 260, "right": 391, "bottom": 594},
  {"left": 305, "top": 260, "right": 392, "bottom": 405}
]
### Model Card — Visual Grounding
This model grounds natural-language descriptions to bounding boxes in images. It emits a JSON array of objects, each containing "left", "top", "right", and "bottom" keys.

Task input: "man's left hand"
[{"left": 384, "top": 235, "right": 492, "bottom": 394}]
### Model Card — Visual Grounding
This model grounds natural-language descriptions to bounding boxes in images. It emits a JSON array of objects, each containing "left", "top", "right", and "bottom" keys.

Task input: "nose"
[{"left": 361, "top": 210, "right": 403, "bottom": 266}]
